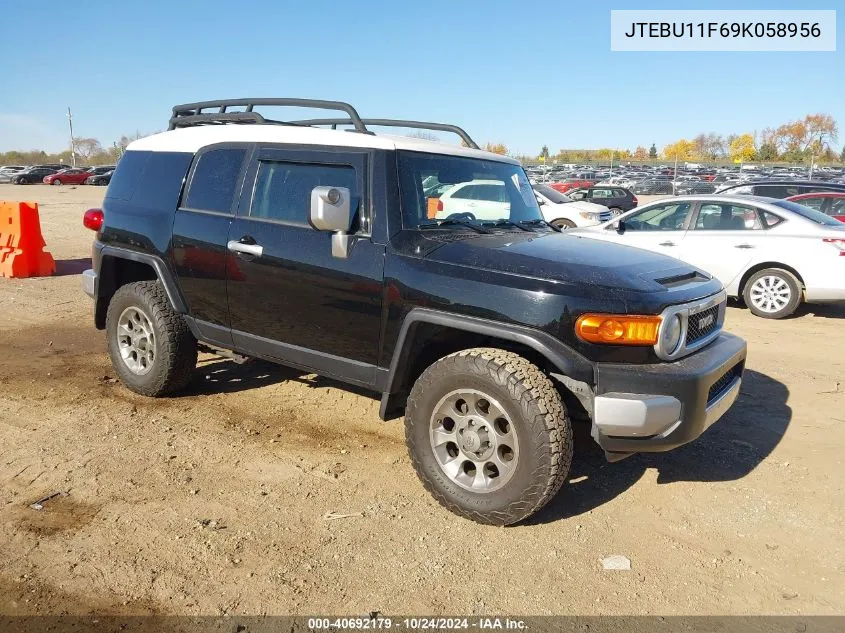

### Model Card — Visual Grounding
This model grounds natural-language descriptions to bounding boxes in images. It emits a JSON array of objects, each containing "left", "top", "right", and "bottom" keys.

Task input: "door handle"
[
  {"left": 659, "top": 241, "right": 676, "bottom": 247},
  {"left": 227, "top": 240, "right": 263, "bottom": 258},
  {"left": 734, "top": 243, "right": 755, "bottom": 249}
]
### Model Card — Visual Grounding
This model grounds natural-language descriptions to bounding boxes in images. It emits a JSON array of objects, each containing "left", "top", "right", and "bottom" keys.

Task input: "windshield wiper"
[
  {"left": 419, "top": 220, "right": 492, "bottom": 234},
  {"left": 482, "top": 219, "right": 533, "bottom": 232},
  {"left": 519, "top": 218, "right": 561, "bottom": 232}
]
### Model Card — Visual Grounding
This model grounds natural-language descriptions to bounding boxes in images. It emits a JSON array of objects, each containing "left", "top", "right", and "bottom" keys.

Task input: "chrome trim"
[
  {"left": 82, "top": 269, "right": 96, "bottom": 299},
  {"left": 593, "top": 393, "right": 682, "bottom": 437},
  {"left": 227, "top": 240, "right": 264, "bottom": 258},
  {"left": 654, "top": 290, "right": 727, "bottom": 361},
  {"left": 703, "top": 376, "right": 741, "bottom": 429}
]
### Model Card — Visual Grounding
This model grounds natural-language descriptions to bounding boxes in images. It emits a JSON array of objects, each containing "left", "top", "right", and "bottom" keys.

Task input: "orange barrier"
[{"left": 0, "top": 201, "right": 56, "bottom": 278}]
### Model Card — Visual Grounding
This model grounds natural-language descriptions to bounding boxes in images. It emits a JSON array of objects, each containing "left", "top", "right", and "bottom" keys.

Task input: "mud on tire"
[
  {"left": 105, "top": 281, "right": 197, "bottom": 396},
  {"left": 405, "top": 347, "right": 572, "bottom": 525}
]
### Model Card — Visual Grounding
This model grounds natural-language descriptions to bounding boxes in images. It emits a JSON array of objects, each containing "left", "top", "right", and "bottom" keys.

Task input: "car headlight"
[
  {"left": 578, "top": 211, "right": 598, "bottom": 220},
  {"left": 660, "top": 314, "right": 682, "bottom": 354}
]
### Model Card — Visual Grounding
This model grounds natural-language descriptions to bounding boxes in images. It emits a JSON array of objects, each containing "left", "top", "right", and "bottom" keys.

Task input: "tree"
[
  {"left": 540, "top": 145, "right": 550, "bottom": 161},
  {"left": 72, "top": 137, "right": 103, "bottom": 162},
  {"left": 757, "top": 143, "right": 778, "bottom": 161},
  {"left": 840, "top": 146, "right": 845, "bottom": 162},
  {"left": 648, "top": 143, "right": 657, "bottom": 159},
  {"left": 483, "top": 142, "right": 508, "bottom": 155},
  {"left": 729, "top": 133, "right": 757, "bottom": 162},
  {"left": 662, "top": 139, "right": 696, "bottom": 161},
  {"left": 633, "top": 146, "right": 648, "bottom": 161},
  {"left": 692, "top": 132, "right": 725, "bottom": 160}
]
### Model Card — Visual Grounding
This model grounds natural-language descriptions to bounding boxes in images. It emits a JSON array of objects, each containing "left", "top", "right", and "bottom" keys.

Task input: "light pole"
[{"left": 67, "top": 107, "right": 76, "bottom": 167}]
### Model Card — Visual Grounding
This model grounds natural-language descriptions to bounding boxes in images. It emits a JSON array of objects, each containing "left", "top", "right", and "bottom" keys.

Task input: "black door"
[
  {"left": 170, "top": 145, "right": 251, "bottom": 345},
  {"left": 226, "top": 147, "right": 385, "bottom": 383}
]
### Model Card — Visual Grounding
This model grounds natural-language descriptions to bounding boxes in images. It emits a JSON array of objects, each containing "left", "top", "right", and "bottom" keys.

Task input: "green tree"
[
  {"left": 648, "top": 143, "right": 657, "bottom": 159},
  {"left": 757, "top": 143, "right": 778, "bottom": 161}
]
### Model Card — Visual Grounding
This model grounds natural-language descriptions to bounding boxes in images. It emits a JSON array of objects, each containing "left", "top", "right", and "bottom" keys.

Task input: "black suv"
[
  {"left": 13, "top": 165, "right": 59, "bottom": 184},
  {"left": 716, "top": 180, "right": 845, "bottom": 198},
  {"left": 81, "top": 98, "right": 747, "bottom": 525}
]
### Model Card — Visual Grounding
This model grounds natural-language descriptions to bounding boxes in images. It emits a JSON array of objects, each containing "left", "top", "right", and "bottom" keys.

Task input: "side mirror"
[
  {"left": 616, "top": 219, "right": 626, "bottom": 234},
  {"left": 310, "top": 186, "right": 353, "bottom": 259},
  {"left": 536, "top": 196, "right": 546, "bottom": 206}
]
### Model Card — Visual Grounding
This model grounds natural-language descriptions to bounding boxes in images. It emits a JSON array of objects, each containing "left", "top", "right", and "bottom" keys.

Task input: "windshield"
[
  {"left": 398, "top": 151, "right": 543, "bottom": 228},
  {"left": 534, "top": 185, "right": 572, "bottom": 204},
  {"left": 772, "top": 199, "right": 843, "bottom": 226}
]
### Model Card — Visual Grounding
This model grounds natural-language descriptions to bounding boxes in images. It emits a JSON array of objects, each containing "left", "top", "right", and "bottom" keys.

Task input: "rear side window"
[
  {"left": 250, "top": 161, "right": 357, "bottom": 227},
  {"left": 183, "top": 148, "right": 247, "bottom": 213},
  {"left": 106, "top": 151, "right": 149, "bottom": 200}
]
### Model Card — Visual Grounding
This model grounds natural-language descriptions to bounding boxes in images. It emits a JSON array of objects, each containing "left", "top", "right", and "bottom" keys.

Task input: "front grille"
[
  {"left": 686, "top": 304, "right": 720, "bottom": 345},
  {"left": 707, "top": 362, "right": 743, "bottom": 405},
  {"left": 598, "top": 212, "right": 613, "bottom": 222}
]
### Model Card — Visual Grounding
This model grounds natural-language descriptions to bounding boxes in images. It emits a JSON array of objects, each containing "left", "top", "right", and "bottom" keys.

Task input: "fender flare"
[
  {"left": 379, "top": 307, "right": 595, "bottom": 420},
  {"left": 98, "top": 245, "right": 187, "bottom": 313}
]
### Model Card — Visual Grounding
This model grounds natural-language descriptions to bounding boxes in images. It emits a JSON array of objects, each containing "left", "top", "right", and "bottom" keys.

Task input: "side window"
[
  {"left": 761, "top": 210, "right": 785, "bottom": 228},
  {"left": 183, "top": 148, "right": 247, "bottom": 213},
  {"left": 613, "top": 189, "right": 628, "bottom": 198},
  {"left": 623, "top": 203, "right": 691, "bottom": 231},
  {"left": 796, "top": 197, "right": 825, "bottom": 211},
  {"left": 828, "top": 199, "right": 845, "bottom": 216},
  {"left": 569, "top": 190, "right": 587, "bottom": 200},
  {"left": 450, "top": 185, "right": 477, "bottom": 200},
  {"left": 592, "top": 189, "right": 613, "bottom": 199},
  {"left": 694, "top": 204, "right": 761, "bottom": 230},
  {"left": 250, "top": 161, "right": 357, "bottom": 227},
  {"left": 474, "top": 184, "right": 506, "bottom": 202},
  {"left": 754, "top": 185, "right": 793, "bottom": 198},
  {"left": 106, "top": 151, "right": 149, "bottom": 201}
]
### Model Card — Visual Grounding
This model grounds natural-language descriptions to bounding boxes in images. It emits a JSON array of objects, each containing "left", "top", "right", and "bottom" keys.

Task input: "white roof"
[{"left": 127, "top": 125, "right": 520, "bottom": 165}]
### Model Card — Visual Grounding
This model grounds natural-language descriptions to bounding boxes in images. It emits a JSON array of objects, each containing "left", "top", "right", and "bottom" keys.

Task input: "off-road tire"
[
  {"left": 106, "top": 281, "right": 197, "bottom": 396},
  {"left": 405, "top": 347, "right": 572, "bottom": 525},
  {"left": 552, "top": 218, "right": 576, "bottom": 229},
  {"left": 742, "top": 268, "right": 802, "bottom": 319}
]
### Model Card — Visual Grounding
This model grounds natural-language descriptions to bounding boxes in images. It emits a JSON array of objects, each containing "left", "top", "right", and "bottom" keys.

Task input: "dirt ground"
[{"left": 0, "top": 183, "right": 843, "bottom": 617}]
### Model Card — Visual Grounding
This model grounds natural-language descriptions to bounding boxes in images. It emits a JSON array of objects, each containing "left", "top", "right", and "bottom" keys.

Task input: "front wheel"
[
  {"left": 551, "top": 218, "right": 576, "bottom": 229},
  {"left": 743, "top": 268, "right": 802, "bottom": 319},
  {"left": 405, "top": 348, "right": 572, "bottom": 525},
  {"left": 106, "top": 281, "right": 198, "bottom": 395},
  {"left": 51, "top": 179, "right": 62, "bottom": 186}
]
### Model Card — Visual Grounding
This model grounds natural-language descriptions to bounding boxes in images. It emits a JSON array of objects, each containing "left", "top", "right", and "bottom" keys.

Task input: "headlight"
[
  {"left": 660, "top": 314, "right": 682, "bottom": 354},
  {"left": 578, "top": 211, "right": 599, "bottom": 220}
]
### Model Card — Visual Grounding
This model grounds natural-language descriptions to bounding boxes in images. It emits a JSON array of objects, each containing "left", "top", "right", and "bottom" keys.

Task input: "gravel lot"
[{"left": 0, "top": 184, "right": 843, "bottom": 616}]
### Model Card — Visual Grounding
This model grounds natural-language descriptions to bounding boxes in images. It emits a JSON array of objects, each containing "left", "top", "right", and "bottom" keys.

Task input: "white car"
[
  {"left": 571, "top": 195, "right": 845, "bottom": 319},
  {"left": 532, "top": 184, "right": 613, "bottom": 228}
]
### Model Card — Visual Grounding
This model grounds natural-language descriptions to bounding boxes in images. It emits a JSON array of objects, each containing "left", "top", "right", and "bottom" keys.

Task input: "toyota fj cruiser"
[{"left": 82, "top": 98, "right": 747, "bottom": 525}]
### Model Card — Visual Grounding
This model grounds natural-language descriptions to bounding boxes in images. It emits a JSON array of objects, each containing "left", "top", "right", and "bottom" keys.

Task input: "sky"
[{"left": 0, "top": 0, "right": 841, "bottom": 155}]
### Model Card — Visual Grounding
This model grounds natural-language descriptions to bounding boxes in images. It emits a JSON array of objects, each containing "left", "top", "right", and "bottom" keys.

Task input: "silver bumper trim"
[
  {"left": 82, "top": 269, "right": 96, "bottom": 299},
  {"left": 704, "top": 377, "right": 742, "bottom": 429},
  {"left": 594, "top": 393, "right": 682, "bottom": 438}
]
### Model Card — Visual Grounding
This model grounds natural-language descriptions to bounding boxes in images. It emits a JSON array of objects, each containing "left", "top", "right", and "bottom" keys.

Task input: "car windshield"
[
  {"left": 534, "top": 185, "right": 572, "bottom": 204},
  {"left": 771, "top": 199, "right": 843, "bottom": 226},
  {"left": 398, "top": 151, "right": 543, "bottom": 229}
]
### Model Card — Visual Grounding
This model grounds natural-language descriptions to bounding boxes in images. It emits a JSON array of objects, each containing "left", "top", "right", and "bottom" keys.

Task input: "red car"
[
  {"left": 786, "top": 192, "right": 845, "bottom": 222},
  {"left": 549, "top": 178, "right": 596, "bottom": 193},
  {"left": 43, "top": 168, "right": 93, "bottom": 185}
]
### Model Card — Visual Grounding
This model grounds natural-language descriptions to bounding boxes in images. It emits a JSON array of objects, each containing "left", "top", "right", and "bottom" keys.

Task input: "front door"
[
  {"left": 607, "top": 200, "right": 694, "bottom": 257},
  {"left": 226, "top": 147, "right": 385, "bottom": 374},
  {"left": 680, "top": 201, "right": 765, "bottom": 291}
]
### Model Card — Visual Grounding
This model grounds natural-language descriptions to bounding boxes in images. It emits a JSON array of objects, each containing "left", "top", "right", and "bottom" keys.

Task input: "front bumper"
[
  {"left": 592, "top": 332, "right": 747, "bottom": 455},
  {"left": 82, "top": 269, "right": 97, "bottom": 299}
]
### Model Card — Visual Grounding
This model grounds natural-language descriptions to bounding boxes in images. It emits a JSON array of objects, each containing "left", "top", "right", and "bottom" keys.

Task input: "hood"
[{"left": 423, "top": 231, "right": 722, "bottom": 297}]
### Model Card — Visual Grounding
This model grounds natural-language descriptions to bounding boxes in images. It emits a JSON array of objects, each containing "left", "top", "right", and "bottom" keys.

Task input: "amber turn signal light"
[{"left": 575, "top": 314, "right": 662, "bottom": 346}]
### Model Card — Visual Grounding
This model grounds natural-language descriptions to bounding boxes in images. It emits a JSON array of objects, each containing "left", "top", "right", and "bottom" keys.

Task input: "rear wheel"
[
  {"left": 551, "top": 218, "right": 576, "bottom": 229},
  {"left": 609, "top": 207, "right": 623, "bottom": 216},
  {"left": 405, "top": 348, "right": 572, "bottom": 525},
  {"left": 743, "top": 268, "right": 802, "bottom": 319},
  {"left": 106, "top": 281, "right": 198, "bottom": 395},
  {"left": 51, "top": 179, "right": 62, "bottom": 185}
]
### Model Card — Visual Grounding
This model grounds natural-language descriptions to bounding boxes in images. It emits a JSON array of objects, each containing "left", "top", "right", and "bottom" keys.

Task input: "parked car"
[
  {"left": 43, "top": 168, "right": 94, "bottom": 185},
  {"left": 79, "top": 96, "right": 746, "bottom": 526},
  {"left": 0, "top": 165, "right": 27, "bottom": 183},
  {"left": 532, "top": 184, "right": 613, "bottom": 228},
  {"left": 549, "top": 178, "right": 595, "bottom": 193},
  {"left": 87, "top": 165, "right": 117, "bottom": 175},
  {"left": 12, "top": 166, "right": 58, "bottom": 184},
  {"left": 85, "top": 169, "right": 115, "bottom": 186},
  {"left": 573, "top": 195, "right": 845, "bottom": 319},
  {"left": 630, "top": 178, "right": 673, "bottom": 195},
  {"left": 715, "top": 180, "right": 845, "bottom": 198},
  {"left": 787, "top": 192, "right": 845, "bottom": 222},
  {"left": 566, "top": 186, "right": 637, "bottom": 215},
  {"left": 673, "top": 180, "right": 717, "bottom": 195}
]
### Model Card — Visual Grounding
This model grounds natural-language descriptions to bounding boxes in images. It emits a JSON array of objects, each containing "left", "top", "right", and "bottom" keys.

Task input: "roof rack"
[
  {"left": 168, "top": 98, "right": 370, "bottom": 133},
  {"left": 290, "top": 118, "right": 480, "bottom": 150},
  {"left": 167, "top": 99, "right": 480, "bottom": 149}
]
